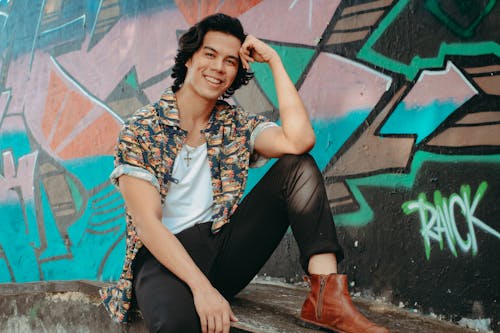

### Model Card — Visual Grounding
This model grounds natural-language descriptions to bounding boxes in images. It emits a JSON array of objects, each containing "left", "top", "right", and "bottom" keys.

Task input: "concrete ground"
[
  {"left": 232, "top": 279, "right": 487, "bottom": 333},
  {"left": 0, "top": 279, "right": 489, "bottom": 333}
]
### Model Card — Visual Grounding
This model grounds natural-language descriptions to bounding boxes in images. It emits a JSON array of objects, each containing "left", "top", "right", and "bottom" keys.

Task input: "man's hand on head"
[{"left": 239, "top": 35, "right": 279, "bottom": 70}]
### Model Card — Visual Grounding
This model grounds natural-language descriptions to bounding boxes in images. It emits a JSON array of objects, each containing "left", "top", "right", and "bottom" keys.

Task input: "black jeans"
[{"left": 133, "top": 154, "right": 344, "bottom": 333}]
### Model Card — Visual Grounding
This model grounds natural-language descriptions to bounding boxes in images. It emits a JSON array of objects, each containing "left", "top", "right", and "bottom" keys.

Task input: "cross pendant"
[{"left": 184, "top": 151, "right": 192, "bottom": 167}]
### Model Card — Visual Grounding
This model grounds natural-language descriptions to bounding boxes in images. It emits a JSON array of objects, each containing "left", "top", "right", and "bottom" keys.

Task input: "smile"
[{"left": 204, "top": 75, "right": 224, "bottom": 85}]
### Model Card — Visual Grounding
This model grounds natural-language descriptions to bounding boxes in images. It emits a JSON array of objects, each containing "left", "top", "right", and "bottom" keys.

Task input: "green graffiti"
[
  {"left": 402, "top": 181, "right": 500, "bottom": 259},
  {"left": 424, "top": 0, "right": 497, "bottom": 38},
  {"left": 357, "top": 0, "right": 500, "bottom": 79},
  {"left": 66, "top": 176, "right": 83, "bottom": 212},
  {"left": 334, "top": 152, "right": 500, "bottom": 227}
]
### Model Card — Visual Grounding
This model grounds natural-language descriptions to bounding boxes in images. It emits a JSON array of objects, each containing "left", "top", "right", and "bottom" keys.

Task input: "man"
[{"left": 100, "top": 13, "right": 389, "bottom": 333}]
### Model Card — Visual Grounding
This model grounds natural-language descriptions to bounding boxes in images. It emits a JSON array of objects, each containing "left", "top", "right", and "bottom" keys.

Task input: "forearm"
[
  {"left": 119, "top": 175, "right": 212, "bottom": 293},
  {"left": 268, "top": 55, "right": 315, "bottom": 152},
  {"left": 136, "top": 219, "right": 212, "bottom": 292},
  {"left": 137, "top": 215, "right": 238, "bottom": 331},
  {"left": 240, "top": 35, "right": 315, "bottom": 154}
]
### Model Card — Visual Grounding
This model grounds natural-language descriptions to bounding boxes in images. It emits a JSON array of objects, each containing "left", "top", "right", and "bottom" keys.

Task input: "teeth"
[{"left": 205, "top": 76, "right": 222, "bottom": 84}]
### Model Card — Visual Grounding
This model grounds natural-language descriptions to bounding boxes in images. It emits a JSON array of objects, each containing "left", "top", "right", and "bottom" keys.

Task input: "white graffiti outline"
[{"left": 0, "top": 11, "right": 7, "bottom": 32}]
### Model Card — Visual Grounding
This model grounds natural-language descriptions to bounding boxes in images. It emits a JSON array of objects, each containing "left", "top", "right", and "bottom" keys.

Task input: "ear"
[{"left": 185, "top": 58, "right": 192, "bottom": 68}]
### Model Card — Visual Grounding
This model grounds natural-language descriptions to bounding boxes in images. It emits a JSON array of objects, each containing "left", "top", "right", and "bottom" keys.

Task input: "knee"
[
  {"left": 277, "top": 153, "right": 316, "bottom": 169},
  {"left": 276, "top": 154, "right": 325, "bottom": 196},
  {"left": 274, "top": 154, "right": 323, "bottom": 193},
  {"left": 276, "top": 153, "right": 320, "bottom": 177}
]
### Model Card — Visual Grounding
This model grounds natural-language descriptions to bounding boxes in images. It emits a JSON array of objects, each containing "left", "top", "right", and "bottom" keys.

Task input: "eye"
[
  {"left": 225, "top": 58, "right": 238, "bottom": 66},
  {"left": 205, "top": 51, "right": 215, "bottom": 58}
]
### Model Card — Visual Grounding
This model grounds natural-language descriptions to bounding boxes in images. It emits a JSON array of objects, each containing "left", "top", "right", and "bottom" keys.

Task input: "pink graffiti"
[
  {"left": 56, "top": 9, "right": 187, "bottom": 103},
  {"left": 0, "top": 90, "right": 10, "bottom": 120},
  {"left": 404, "top": 62, "right": 478, "bottom": 108},
  {"left": 300, "top": 53, "right": 392, "bottom": 118},
  {"left": 0, "top": 150, "right": 38, "bottom": 202},
  {"left": 239, "top": 0, "right": 341, "bottom": 45}
]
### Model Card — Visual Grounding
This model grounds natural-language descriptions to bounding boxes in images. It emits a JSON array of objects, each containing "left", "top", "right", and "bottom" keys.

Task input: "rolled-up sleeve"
[
  {"left": 249, "top": 121, "right": 279, "bottom": 168},
  {"left": 110, "top": 122, "right": 160, "bottom": 193}
]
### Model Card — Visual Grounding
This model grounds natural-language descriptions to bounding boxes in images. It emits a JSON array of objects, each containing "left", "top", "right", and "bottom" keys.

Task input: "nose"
[{"left": 211, "top": 58, "right": 224, "bottom": 72}]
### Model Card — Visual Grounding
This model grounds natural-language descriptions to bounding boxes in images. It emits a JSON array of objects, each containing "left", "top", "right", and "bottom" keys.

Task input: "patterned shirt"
[{"left": 99, "top": 88, "right": 272, "bottom": 323}]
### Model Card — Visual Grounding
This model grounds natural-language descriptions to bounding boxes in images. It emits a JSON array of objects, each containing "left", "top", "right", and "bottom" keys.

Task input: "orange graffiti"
[
  {"left": 175, "top": 0, "right": 262, "bottom": 25},
  {"left": 42, "top": 69, "right": 121, "bottom": 160}
]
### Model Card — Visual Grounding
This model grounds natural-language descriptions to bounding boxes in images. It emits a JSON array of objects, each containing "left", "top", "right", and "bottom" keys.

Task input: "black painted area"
[
  {"left": 339, "top": 161, "right": 500, "bottom": 326},
  {"left": 259, "top": 231, "right": 303, "bottom": 283},
  {"left": 371, "top": 1, "right": 500, "bottom": 65},
  {"left": 261, "top": 161, "right": 500, "bottom": 330}
]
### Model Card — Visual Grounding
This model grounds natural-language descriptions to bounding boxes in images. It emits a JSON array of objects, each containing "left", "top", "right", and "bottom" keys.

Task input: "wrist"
[
  {"left": 187, "top": 275, "right": 213, "bottom": 294},
  {"left": 267, "top": 50, "right": 281, "bottom": 67}
]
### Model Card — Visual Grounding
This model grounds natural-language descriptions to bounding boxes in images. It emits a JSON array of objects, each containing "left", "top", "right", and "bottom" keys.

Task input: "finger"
[
  {"left": 215, "top": 313, "right": 223, "bottom": 333},
  {"left": 200, "top": 314, "right": 208, "bottom": 333},
  {"left": 239, "top": 51, "right": 252, "bottom": 70},
  {"left": 240, "top": 44, "right": 252, "bottom": 56},
  {"left": 240, "top": 49, "right": 254, "bottom": 62},
  {"left": 245, "top": 34, "right": 255, "bottom": 44},
  {"left": 208, "top": 315, "right": 216, "bottom": 333},
  {"left": 243, "top": 55, "right": 254, "bottom": 66},
  {"left": 229, "top": 307, "right": 238, "bottom": 322},
  {"left": 222, "top": 311, "right": 231, "bottom": 333},
  {"left": 242, "top": 44, "right": 256, "bottom": 60},
  {"left": 239, "top": 54, "right": 249, "bottom": 70}
]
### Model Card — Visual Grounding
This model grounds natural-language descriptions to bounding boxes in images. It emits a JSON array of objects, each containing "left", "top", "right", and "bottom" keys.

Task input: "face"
[{"left": 183, "top": 30, "right": 241, "bottom": 102}]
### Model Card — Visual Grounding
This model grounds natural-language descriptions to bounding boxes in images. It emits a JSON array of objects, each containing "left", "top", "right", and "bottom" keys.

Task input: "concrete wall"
[{"left": 1, "top": 0, "right": 499, "bottom": 326}]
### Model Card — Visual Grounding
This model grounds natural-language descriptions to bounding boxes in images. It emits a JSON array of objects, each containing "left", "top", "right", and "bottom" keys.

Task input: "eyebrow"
[{"left": 203, "top": 46, "right": 239, "bottom": 62}]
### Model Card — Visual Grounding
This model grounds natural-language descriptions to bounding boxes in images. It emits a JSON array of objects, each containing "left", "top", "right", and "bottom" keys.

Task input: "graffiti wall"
[{"left": 1, "top": 0, "right": 499, "bottom": 327}]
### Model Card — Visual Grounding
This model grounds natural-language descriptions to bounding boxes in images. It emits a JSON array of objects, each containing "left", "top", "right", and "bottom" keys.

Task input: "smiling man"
[{"left": 100, "top": 13, "right": 389, "bottom": 333}]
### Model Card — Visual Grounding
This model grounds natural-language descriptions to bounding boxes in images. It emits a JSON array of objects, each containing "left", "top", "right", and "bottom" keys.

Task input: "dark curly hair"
[{"left": 171, "top": 13, "right": 254, "bottom": 99}]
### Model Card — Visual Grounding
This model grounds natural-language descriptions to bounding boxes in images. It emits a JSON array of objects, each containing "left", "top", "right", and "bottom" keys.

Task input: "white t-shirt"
[
  {"left": 162, "top": 121, "right": 278, "bottom": 234},
  {"left": 162, "top": 143, "right": 213, "bottom": 234}
]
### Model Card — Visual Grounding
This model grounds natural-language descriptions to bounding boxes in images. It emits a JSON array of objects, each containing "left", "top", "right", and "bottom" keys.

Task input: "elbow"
[
  {"left": 300, "top": 131, "right": 316, "bottom": 153},
  {"left": 132, "top": 217, "right": 147, "bottom": 243},
  {"left": 131, "top": 211, "right": 157, "bottom": 242},
  {"left": 303, "top": 132, "right": 316, "bottom": 152},
  {"left": 135, "top": 222, "right": 146, "bottom": 240},
  {"left": 290, "top": 132, "right": 315, "bottom": 154}
]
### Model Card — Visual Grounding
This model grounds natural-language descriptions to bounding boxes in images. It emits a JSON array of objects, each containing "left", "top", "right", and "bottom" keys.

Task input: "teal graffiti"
[
  {"left": 38, "top": 182, "right": 69, "bottom": 261},
  {"left": 380, "top": 100, "right": 468, "bottom": 144},
  {"left": 0, "top": 152, "right": 125, "bottom": 282},
  {"left": 0, "top": 203, "right": 40, "bottom": 282},
  {"left": 0, "top": 130, "right": 32, "bottom": 170},
  {"left": 0, "top": 129, "right": 38, "bottom": 282},
  {"left": 0, "top": 11, "right": 7, "bottom": 33},
  {"left": 245, "top": 110, "right": 370, "bottom": 196},
  {"left": 310, "top": 111, "right": 370, "bottom": 170},
  {"left": 49, "top": 155, "right": 125, "bottom": 281},
  {"left": 402, "top": 181, "right": 500, "bottom": 259},
  {"left": 424, "top": 0, "right": 497, "bottom": 38}
]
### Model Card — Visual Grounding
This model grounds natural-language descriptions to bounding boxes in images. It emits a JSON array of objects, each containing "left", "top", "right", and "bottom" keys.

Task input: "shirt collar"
[
  {"left": 157, "top": 87, "right": 181, "bottom": 128},
  {"left": 157, "top": 87, "right": 229, "bottom": 130}
]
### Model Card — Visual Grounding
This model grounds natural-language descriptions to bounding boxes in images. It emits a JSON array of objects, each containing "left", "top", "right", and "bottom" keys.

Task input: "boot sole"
[{"left": 299, "top": 316, "right": 350, "bottom": 333}]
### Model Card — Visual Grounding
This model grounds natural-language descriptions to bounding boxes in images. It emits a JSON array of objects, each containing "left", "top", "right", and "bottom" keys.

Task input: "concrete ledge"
[
  {"left": 0, "top": 280, "right": 258, "bottom": 333},
  {"left": 0, "top": 280, "right": 145, "bottom": 333},
  {"left": 0, "top": 280, "right": 482, "bottom": 333}
]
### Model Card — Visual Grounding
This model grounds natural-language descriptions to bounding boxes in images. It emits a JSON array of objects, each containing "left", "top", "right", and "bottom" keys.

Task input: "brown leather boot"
[{"left": 300, "top": 274, "right": 389, "bottom": 333}]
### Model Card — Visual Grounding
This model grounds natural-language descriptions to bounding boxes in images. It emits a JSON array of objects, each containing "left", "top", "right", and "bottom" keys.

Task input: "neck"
[{"left": 175, "top": 86, "right": 215, "bottom": 126}]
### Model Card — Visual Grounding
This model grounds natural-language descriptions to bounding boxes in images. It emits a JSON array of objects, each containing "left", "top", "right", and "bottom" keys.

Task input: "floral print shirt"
[{"left": 99, "top": 88, "right": 273, "bottom": 323}]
